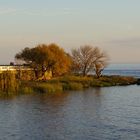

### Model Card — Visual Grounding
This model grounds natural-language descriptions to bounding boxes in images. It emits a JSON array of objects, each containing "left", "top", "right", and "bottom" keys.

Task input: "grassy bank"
[
  {"left": 0, "top": 71, "right": 137, "bottom": 94},
  {"left": 20, "top": 75, "right": 137, "bottom": 93}
]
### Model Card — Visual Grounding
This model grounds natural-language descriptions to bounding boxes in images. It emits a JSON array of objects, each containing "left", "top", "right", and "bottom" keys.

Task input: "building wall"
[{"left": 0, "top": 66, "right": 32, "bottom": 71}]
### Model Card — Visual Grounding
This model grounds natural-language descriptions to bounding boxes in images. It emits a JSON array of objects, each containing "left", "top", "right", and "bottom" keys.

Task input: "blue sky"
[{"left": 0, "top": 0, "right": 140, "bottom": 64}]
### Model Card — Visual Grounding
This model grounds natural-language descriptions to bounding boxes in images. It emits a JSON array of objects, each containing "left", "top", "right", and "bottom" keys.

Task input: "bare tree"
[
  {"left": 71, "top": 45, "right": 108, "bottom": 77},
  {"left": 94, "top": 61, "right": 108, "bottom": 78}
]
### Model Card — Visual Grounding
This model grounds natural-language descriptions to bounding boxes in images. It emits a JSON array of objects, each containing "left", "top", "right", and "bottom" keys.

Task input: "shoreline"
[
  {"left": 0, "top": 72, "right": 139, "bottom": 94},
  {"left": 20, "top": 75, "right": 138, "bottom": 94}
]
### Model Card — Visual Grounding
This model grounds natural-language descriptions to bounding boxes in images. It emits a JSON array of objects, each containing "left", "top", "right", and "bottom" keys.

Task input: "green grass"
[
  {"left": 20, "top": 75, "right": 137, "bottom": 93},
  {"left": 62, "top": 82, "right": 83, "bottom": 90},
  {"left": 0, "top": 72, "right": 137, "bottom": 94},
  {"left": 30, "top": 82, "right": 63, "bottom": 93}
]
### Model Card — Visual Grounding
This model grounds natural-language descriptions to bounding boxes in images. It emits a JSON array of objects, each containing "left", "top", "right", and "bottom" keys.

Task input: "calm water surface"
[{"left": 0, "top": 85, "right": 140, "bottom": 140}]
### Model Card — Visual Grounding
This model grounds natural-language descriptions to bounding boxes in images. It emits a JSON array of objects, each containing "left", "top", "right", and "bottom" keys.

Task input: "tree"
[
  {"left": 15, "top": 43, "right": 72, "bottom": 79},
  {"left": 46, "top": 44, "right": 72, "bottom": 76},
  {"left": 71, "top": 45, "right": 108, "bottom": 77},
  {"left": 94, "top": 61, "right": 108, "bottom": 78}
]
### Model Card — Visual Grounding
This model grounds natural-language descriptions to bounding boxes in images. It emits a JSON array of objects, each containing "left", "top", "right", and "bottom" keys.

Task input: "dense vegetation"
[
  {"left": 15, "top": 43, "right": 71, "bottom": 79},
  {"left": 0, "top": 70, "right": 138, "bottom": 94},
  {"left": 0, "top": 71, "right": 19, "bottom": 94},
  {"left": 20, "top": 75, "right": 137, "bottom": 93}
]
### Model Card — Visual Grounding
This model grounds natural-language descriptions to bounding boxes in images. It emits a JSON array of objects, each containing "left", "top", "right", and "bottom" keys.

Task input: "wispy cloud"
[
  {"left": 107, "top": 37, "right": 140, "bottom": 47},
  {"left": 22, "top": 9, "right": 74, "bottom": 17},
  {"left": 0, "top": 7, "right": 74, "bottom": 17},
  {"left": 0, "top": 8, "right": 17, "bottom": 15},
  {"left": 110, "top": 38, "right": 140, "bottom": 44}
]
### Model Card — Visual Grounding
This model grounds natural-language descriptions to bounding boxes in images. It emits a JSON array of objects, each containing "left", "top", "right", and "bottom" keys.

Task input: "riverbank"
[{"left": 20, "top": 75, "right": 137, "bottom": 93}]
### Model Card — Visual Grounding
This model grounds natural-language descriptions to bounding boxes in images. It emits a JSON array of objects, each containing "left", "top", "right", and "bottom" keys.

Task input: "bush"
[
  {"left": 19, "top": 87, "right": 34, "bottom": 94},
  {"left": 33, "top": 83, "right": 63, "bottom": 93},
  {"left": 63, "top": 82, "right": 83, "bottom": 90}
]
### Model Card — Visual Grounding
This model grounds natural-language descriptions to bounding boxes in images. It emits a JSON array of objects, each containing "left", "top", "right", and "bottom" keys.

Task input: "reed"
[{"left": 0, "top": 71, "right": 19, "bottom": 93}]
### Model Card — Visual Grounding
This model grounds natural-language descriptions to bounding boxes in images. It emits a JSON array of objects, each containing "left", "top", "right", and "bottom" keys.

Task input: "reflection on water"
[{"left": 0, "top": 86, "right": 140, "bottom": 139}]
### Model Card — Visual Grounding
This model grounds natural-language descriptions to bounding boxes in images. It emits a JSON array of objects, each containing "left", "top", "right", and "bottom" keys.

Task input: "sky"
[{"left": 0, "top": 0, "right": 140, "bottom": 64}]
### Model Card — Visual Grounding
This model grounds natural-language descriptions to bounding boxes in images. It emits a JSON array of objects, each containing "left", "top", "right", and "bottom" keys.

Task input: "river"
[{"left": 0, "top": 85, "right": 140, "bottom": 140}]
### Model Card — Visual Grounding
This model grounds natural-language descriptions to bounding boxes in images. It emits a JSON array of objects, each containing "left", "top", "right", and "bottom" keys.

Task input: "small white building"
[{"left": 0, "top": 65, "right": 31, "bottom": 72}]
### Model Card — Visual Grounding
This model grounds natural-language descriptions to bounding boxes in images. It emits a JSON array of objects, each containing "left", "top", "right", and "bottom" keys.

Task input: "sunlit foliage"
[{"left": 15, "top": 43, "right": 72, "bottom": 79}]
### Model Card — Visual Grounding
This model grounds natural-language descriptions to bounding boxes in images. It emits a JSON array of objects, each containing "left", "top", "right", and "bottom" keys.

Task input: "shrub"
[
  {"left": 33, "top": 83, "right": 63, "bottom": 93},
  {"left": 63, "top": 82, "right": 83, "bottom": 90}
]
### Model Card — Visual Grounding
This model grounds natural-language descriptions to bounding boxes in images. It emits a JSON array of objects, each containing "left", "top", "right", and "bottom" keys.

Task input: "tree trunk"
[
  {"left": 83, "top": 65, "right": 87, "bottom": 76},
  {"left": 95, "top": 69, "right": 103, "bottom": 78},
  {"left": 34, "top": 68, "right": 39, "bottom": 79}
]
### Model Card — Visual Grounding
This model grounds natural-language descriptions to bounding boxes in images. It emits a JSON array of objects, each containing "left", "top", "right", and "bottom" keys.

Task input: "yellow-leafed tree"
[{"left": 15, "top": 43, "right": 72, "bottom": 79}]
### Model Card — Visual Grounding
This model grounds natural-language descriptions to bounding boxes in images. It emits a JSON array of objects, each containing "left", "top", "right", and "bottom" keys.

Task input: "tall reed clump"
[
  {"left": 30, "top": 82, "right": 63, "bottom": 93},
  {"left": 59, "top": 75, "right": 93, "bottom": 89},
  {"left": 0, "top": 71, "right": 19, "bottom": 93},
  {"left": 17, "top": 70, "right": 35, "bottom": 80}
]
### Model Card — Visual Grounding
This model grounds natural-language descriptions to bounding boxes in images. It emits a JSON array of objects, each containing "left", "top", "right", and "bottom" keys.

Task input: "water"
[
  {"left": 103, "top": 69, "right": 140, "bottom": 78},
  {"left": 0, "top": 85, "right": 140, "bottom": 140},
  {"left": 103, "top": 64, "right": 140, "bottom": 78}
]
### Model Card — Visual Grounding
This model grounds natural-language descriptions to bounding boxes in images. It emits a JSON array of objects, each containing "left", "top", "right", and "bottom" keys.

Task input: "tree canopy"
[{"left": 15, "top": 43, "right": 72, "bottom": 78}]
